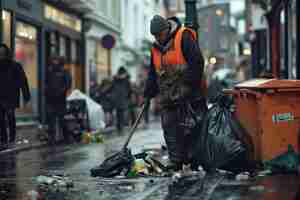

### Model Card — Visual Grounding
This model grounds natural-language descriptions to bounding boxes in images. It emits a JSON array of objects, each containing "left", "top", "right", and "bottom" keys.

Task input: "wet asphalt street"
[{"left": 0, "top": 122, "right": 299, "bottom": 200}]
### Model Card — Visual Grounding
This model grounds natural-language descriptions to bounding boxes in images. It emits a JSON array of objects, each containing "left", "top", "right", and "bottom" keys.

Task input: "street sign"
[{"left": 101, "top": 34, "right": 116, "bottom": 49}]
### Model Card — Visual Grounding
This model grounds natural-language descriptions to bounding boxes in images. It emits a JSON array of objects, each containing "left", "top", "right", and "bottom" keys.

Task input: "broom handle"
[{"left": 122, "top": 102, "right": 147, "bottom": 150}]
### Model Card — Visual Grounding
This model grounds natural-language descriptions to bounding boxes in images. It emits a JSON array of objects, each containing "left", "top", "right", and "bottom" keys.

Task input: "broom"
[{"left": 91, "top": 101, "right": 149, "bottom": 177}]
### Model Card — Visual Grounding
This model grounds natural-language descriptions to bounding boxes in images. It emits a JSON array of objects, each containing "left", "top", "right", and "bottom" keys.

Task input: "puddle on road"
[{"left": 95, "top": 177, "right": 168, "bottom": 200}]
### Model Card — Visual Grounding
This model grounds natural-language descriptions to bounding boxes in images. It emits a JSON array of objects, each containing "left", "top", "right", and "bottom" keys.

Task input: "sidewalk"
[
  {"left": 0, "top": 125, "right": 45, "bottom": 155},
  {"left": 0, "top": 120, "right": 154, "bottom": 155},
  {"left": 0, "top": 125, "right": 106, "bottom": 155}
]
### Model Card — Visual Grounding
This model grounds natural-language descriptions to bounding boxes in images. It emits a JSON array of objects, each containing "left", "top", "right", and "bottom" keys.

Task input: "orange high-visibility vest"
[
  {"left": 151, "top": 27, "right": 196, "bottom": 72},
  {"left": 151, "top": 27, "right": 207, "bottom": 96}
]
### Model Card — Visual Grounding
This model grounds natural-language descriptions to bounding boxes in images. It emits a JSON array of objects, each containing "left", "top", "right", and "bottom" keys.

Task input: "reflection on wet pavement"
[{"left": 0, "top": 122, "right": 299, "bottom": 200}]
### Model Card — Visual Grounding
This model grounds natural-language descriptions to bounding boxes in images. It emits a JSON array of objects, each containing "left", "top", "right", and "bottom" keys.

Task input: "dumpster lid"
[{"left": 235, "top": 79, "right": 300, "bottom": 89}]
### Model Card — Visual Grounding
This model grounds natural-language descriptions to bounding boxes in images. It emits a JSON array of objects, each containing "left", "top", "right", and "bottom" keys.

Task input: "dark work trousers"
[
  {"left": 47, "top": 105, "right": 68, "bottom": 143},
  {"left": 129, "top": 107, "right": 137, "bottom": 126},
  {"left": 0, "top": 107, "right": 16, "bottom": 144},
  {"left": 161, "top": 99, "right": 207, "bottom": 169},
  {"left": 116, "top": 108, "right": 125, "bottom": 132},
  {"left": 144, "top": 105, "right": 149, "bottom": 124}
]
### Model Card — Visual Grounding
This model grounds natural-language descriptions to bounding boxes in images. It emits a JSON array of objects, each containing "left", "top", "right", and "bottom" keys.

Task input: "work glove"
[{"left": 142, "top": 97, "right": 151, "bottom": 110}]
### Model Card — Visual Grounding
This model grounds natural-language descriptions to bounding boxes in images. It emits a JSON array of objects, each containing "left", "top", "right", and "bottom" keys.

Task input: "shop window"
[
  {"left": 44, "top": 4, "right": 82, "bottom": 32},
  {"left": 111, "top": 0, "right": 121, "bottom": 25},
  {"left": 169, "top": 0, "right": 178, "bottom": 11},
  {"left": 50, "top": 32, "right": 57, "bottom": 56},
  {"left": 15, "top": 21, "right": 38, "bottom": 115},
  {"left": 71, "top": 40, "right": 77, "bottom": 63},
  {"left": 96, "top": 42, "right": 109, "bottom": 83},
  {"left": 59, "top": 36, "right": 66, "bottom": 57},
  {"left": 2, "top": 10, "right": 12, "bottom": 48},
  {"left": 98, "top": 0, "right": 108, "bottom": 17}
]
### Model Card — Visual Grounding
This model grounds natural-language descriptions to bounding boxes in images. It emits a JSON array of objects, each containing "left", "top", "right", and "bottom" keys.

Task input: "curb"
[
  {"left": 0, "top": 122, "right": 155, "bottom": 155},
  {"left": 0, "top": 142, "right": 47, "bottom": 156},
  {"left": 0, "top": 127, "right": 117, "bottom": 155}
]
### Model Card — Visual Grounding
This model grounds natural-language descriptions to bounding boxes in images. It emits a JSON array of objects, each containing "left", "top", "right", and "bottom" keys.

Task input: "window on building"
[
  {"left": 59, "top": 36, "right": 66, "bottom": 57},
  {"left": 15, "top": 21, "right": 38, "bottom": 115},
  {"left": 99, "top": 0, "right": 108, "bottom": 17},
  {"left": 2, "top": 10, "right": 12, "bottom": 48},
  {"left": 111, "top": 0, "right": 121, "bottom": 25},
  {"left": 71, "top": 40, "right": 77, "bottom": 63},
  {"left": 96, "top": 43, "right": 109, "bottom": 83},
  {"left": 169, "top": 0, "right": 178, "bottom": 11},
  {"left": 44, "top": 4, "right": 82, "bottom": 32},
  {"left": 179, "top": 0, "right": 185, "bottom": 11}
]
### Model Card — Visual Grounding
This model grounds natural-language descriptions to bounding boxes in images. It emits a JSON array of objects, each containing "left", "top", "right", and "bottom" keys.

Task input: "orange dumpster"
[{"left": 225, "top": 79, "right": 300, "bottom": 161}]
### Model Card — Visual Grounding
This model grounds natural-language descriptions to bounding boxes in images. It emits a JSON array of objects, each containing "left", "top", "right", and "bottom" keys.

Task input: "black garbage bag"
[
  {"left": 191, "top": 95, "right": 250, "bottom": 172},
  {"left": 90, "top": 148, "right": 134, "bottom": 177}
]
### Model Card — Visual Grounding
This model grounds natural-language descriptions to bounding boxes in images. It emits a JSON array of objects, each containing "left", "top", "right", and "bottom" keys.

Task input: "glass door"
[{"left": 15, "top": 21, "right": 38, "bottom": 116}]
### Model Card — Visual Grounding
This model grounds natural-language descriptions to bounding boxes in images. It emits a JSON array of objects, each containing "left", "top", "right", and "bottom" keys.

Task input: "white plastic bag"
[{"left": 67, "top": 90, "right": 105, "bottom": 130}]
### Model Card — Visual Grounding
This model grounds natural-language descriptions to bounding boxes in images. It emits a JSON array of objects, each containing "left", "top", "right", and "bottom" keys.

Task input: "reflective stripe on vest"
[{"left": 151, "top": 27, "right": 196, "bottom": 73}]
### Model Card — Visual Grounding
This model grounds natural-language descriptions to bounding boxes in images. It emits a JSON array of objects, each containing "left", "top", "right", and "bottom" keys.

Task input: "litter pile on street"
[
  {"left": 35, "top": 174, "right": 74, "bottom": 193},
  {"left": 26, "top": 173, "right": 75, "bottom": 200},
  {"left": 91, "top": 147, "right": 172, "bottom": 178},
  {"left": 81, "top": 131, "right": 104, "bottom": 144}
]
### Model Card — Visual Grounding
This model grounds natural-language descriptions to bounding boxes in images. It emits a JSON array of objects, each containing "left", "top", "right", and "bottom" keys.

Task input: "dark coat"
[
  {"left": 144, "top": 17, "right": 205, "bottom": 101},
  {"left": 0, "top": 59, "right": 31, "bottom": 108},
  {"left": 95, "top": 82, "right": 114, "bottom": 113},
  {"left": 45, "top": 64, "right": 72, "bottom": 110},
  {"left": 111, "top": 74, "right": 131, "bottom": 110}
]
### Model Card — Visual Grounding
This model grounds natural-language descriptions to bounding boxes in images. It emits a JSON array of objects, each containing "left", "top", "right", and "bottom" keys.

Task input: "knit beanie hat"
[{"left": 150, "top": 15, "right": 169, "bottom": 35}]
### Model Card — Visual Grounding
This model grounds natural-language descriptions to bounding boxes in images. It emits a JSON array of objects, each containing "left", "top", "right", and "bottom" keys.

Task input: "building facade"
[
  {"left": 84, "top": 0, "right": 122, "bottom": 95},
  {"left": 0, "top": 0, "right": 87, "bottom": 123},
  {"left": 119, "top": 0, "right": 159, "bottom": 82}
]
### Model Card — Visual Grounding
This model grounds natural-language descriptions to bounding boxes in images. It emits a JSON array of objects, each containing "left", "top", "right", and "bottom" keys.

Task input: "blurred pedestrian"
[
  {"left": 144, "top": 15, "right": 207, "bottom": 171},
  {"left": 111, "top": 67, "right": 131, "bottom": 133},
  {"left": 45, "top": 56, "right": 72, "bottom": 144},
  {"left": 0, "top": 44, "right": 31, "bottom": 149},
  {"left": 96, "top": 78, "right": 114, "bottom": 127},
  {"left": 139, "top": 79, "right": 150, "bottom": 127},
  {"left": 129, "top": 83, "right": 139, "bottom": 126}
]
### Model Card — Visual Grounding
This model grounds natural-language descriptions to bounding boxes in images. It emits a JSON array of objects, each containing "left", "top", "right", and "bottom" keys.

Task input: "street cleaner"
[{"left": 144, "top": 15, "right": 207, "bottom": 172}]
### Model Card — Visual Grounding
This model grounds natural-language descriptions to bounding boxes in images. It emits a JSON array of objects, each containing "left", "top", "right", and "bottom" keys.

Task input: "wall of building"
[
  {"left": 119, "top": 0, "right": 159, "bottom": 82},
  {"left": 84, "top": 0, "right": 122, "bottom": 94}
]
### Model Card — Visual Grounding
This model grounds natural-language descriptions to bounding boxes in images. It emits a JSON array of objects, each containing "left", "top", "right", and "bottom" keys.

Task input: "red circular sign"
[{"left": 101, "top": 34, "right": 116, "bottom": 49}]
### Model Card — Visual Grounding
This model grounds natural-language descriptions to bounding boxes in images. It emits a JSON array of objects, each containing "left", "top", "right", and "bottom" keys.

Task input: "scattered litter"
[
  {"left": 235, "top": 172, "right": 250, "bottom": 181},
  {"left": 91, "top": 148, "right": 134, "bottom": 178},
  {"left": 82, "top": 131, "right": 104, "bottom": 144},
  {"left": 117, "top": 185, "right": 134, "bottom": 191},
  {"left": 172, "top": 173, "right": 182, "bottom": 183},
  {"left": 16, "top": 139, "right": 30, "bottom": 145},
  {"left": 162, "top": 155, "right": 169, "bottom": 160},
  {"left": 257, "top": 169, "right": 272, "bottom": 177},
  {"left": 35, "top": 175, "right": 74, "bottom": 189},
  {"left": 26, "top": 190, "right": 40, "bottom": 200},
  {"left": 249, "top": 185, "right": 265, "bottom": 192},
  {"left": 23, "top": 139, "right": 29, "bottom": 144},
  {"left": 216, "top": 169, "right": 234, "bottom": 175}
]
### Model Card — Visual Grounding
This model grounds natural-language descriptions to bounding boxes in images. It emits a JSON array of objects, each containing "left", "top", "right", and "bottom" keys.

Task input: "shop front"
[
  {"left": 0, "top": 0, "right": 85, "bottom": 124},
  {"left": 1, "top": 0, "right": 43, "bottom": 122},
  {"left": 43, "top": 2, "right": 85, "bottom": 92},
  {"left": 15, "top": 21, "right": 39, "bottom": 115}
]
